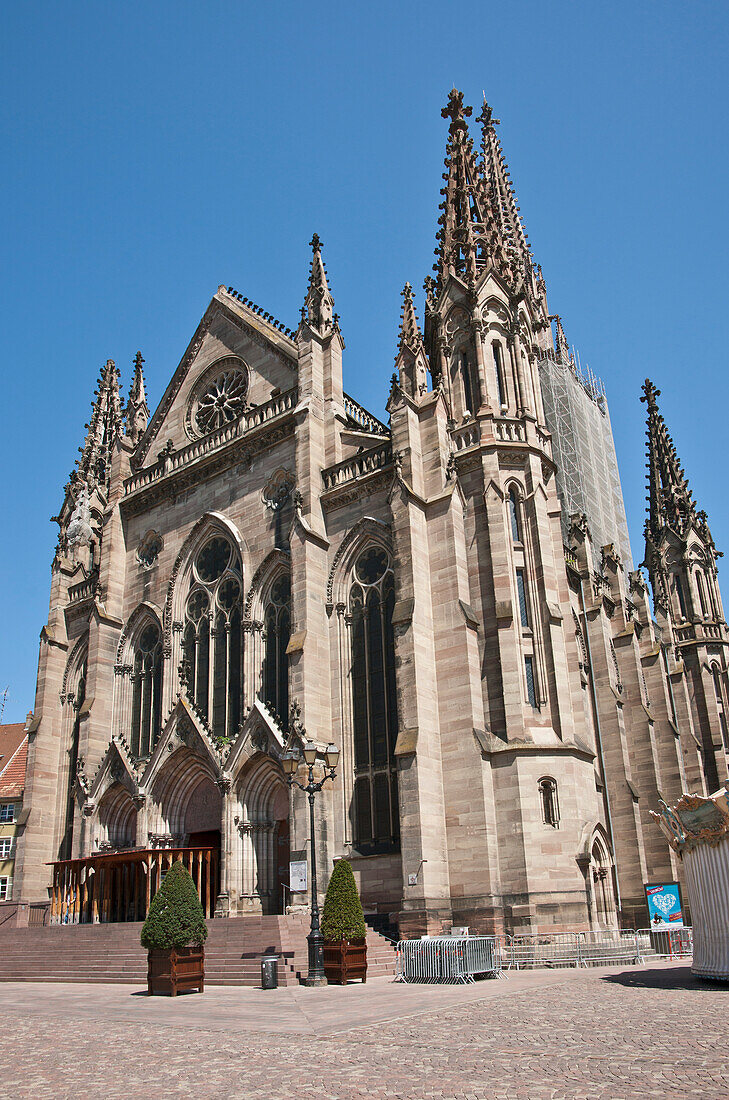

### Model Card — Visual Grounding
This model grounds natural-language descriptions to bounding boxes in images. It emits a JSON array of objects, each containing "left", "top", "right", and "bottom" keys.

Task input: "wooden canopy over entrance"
[{"left": 49, "top": 846, "right": 219, "bottom": 925}]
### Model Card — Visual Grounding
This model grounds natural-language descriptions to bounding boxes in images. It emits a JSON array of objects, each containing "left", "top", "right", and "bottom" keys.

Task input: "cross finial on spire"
[
  {"left": 442, "top": 88, "right": 472, "bottom": 127},
  {"left": 641, "top": 378, "right": 661, "bottom": 411},
  {"left": 126, "top": 351, "right": 149, "bottom": 447},
  {"left": 476, "top": 95, "right": 500, "bottom": 129},
  {"left": 302, "top": 233, "right": 335, "bottom": 333}
]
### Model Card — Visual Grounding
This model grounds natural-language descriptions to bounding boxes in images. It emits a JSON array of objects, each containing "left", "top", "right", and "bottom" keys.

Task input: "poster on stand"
[
  {"left": 289, "top": 860, "right": 307, "bottom": 892},
  {"left": 644, "top": 882, "right": 685, "bottom": 927}
]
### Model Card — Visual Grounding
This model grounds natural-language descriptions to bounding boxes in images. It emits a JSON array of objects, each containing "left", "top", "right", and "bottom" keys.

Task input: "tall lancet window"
[
  {"left": 130, "top": 623, "right": 163, "bottom": 757},
  {"left": 492, "top": 343, "right": 507, "bottom": 410},
  {"left": 349, "top": 546, "right": 399, "bottom": 854},
  {"left": 183, "top": 535, "right": 243, "bottom": 740},
  {"left": 460, "top": 351, "right": 475, "bottom": 417},
  {"left": 263, "top": 574, "right": 291, "bottom": 723}
]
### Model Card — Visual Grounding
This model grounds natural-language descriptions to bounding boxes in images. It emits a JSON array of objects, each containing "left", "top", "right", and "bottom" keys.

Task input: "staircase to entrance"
[{"left": 0, "top": 915, "right": 397, "bottom": 987}]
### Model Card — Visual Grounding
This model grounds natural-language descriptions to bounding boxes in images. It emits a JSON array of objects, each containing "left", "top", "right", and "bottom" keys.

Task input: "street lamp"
[{"left": 282, "top": 741, "right": 339, "bottom": 985}]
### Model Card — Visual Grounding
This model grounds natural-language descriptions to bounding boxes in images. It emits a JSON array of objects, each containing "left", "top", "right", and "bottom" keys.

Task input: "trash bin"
[{"left": 261, "top": 954, "right": 279, "bottom": 989}]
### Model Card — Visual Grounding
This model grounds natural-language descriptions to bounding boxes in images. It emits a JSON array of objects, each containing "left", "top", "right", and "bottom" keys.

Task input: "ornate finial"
[
  {"left": 302, "top": 233, "right": 334, "bottom": 331},
  {"left": 442, "top": 88, "right": 472, "bottom": 127},
  {"left": 178, "top": 655, "right": 192, "bottom": 693},
  {"left": 641, "top": 378, "right": 661, "bottom": 411},
  {"left": 126, "top": 351, "right": 149, "bottom": 447},
  {"left": 445, "top": 452, "right": 458, "bottom": 482},
  {"left": 476, "top": 95, "right": 500, "bottom": 129}
]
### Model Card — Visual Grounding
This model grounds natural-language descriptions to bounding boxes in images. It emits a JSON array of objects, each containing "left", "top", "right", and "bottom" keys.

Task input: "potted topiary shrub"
[
  {"left": 141, "top": 861, "right": 208, "bottom": 996},
  {"left": 321, "top": 858, "right": 367, "bottom": 984}
]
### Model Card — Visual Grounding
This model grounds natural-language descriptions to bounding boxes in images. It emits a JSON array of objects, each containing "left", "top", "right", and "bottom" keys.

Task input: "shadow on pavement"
[{"left": 601, "top": 965, "right": 711, "bottom": 991}]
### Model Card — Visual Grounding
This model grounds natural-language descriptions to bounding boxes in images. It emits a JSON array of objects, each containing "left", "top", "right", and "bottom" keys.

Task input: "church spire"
[
  {"left": 302, "top": 233, "right": 338, "bottom": 334},
  {"left": 435, "top": 89, "right": 490, "bottom": 293},
  {"left": 641, "top": 378, "right": 697, "bottom": 540},
  {"left": 70, "top": 358, "right": 123, "bottom": 500},
  {"left": 125, "top": 351, "right": 149, "bottom": 448},
  {"left": 398, "top": 282, "right": 424, "bottom": 354},
  {"left": 393, "top": 282, "right": 429, "bottom": 401},
  {"left": 477, "top": 95, "right": 532, "bottom": 282}
]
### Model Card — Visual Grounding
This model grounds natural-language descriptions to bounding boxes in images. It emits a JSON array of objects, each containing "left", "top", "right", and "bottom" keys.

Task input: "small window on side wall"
[{"left": 539, "top": 777, "right": 559, "bottom": 828}]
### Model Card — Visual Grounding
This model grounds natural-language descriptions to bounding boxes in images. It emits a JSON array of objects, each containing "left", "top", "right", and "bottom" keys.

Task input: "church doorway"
[
  {"left": 275, "top": 816, "right": 290, "bottom": 914},
  {"left": 236, "top": 754, "right": 290, "bottom": 915}
]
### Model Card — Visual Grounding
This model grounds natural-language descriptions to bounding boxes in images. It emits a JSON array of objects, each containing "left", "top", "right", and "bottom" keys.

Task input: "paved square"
[{"left": 0, "top": 962, "right": 726, "bottom": 1099}]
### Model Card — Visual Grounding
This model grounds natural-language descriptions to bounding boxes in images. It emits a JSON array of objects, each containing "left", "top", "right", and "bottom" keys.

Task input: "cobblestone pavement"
[{"left": 1, "top": 963, "right": 727, "bottom": 1099}]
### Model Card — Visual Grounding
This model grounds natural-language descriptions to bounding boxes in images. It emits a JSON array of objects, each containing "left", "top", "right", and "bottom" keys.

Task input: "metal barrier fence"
[
  {"left": 637, "top": 927, "right": 693, "bottom": 958},
  {"left": 493, "top": 930, "right": 644, "bottom": 970},
  {"left": 395, "top": 936, "right": 500, "bottom": 983}
]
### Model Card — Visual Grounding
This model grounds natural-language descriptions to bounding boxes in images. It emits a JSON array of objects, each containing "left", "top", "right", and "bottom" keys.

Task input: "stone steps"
[{"left": 0, "top": 915, "right": 397, "bottom": 986}]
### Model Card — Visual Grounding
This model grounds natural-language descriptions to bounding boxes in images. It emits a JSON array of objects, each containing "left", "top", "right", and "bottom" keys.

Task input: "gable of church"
[{"left": 133, "top": 291, "right": 298, "bottom": 470}]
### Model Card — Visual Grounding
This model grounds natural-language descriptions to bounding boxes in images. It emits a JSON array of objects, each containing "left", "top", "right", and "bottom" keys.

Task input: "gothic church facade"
[{"left": 15, "top": 91, "right": 729, "bottom": 934}]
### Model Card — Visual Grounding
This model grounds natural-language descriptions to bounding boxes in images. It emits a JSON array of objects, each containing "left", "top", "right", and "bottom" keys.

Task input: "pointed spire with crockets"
[
  {"left": 393, "top": 282, "right": 429, "bottom": 401},
  {"left": 70, "top": 358, "right": 123, "bottom": 499},
  {"left": 434, "top": 89, "right": 491, "bottom": 294},
  {"left": 398, "top": 282, "right": 424, "bottom": 354},
  {"left": 125, "top": 351, "right": 149, "bottom": 447},
  {"left": 302, "top": 233, "right": 337, "bottom": 334},
  {"left": 641, "top": 378, "right": 698, "bottom": 541},
  {"left": 477, "top": 95, "right": 532, "bottom": 284}
]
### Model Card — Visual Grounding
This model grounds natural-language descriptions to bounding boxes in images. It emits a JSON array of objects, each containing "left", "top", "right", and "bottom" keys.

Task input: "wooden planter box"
[
  {"left": 323, "top": 939, "right": 367, "bottom": 984},
  {"left": 147, "top": 946, "right": 205, "bottom": 996}
]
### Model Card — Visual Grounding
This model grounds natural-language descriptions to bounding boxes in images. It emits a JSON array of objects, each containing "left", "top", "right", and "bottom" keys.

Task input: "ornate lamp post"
[{"left": 282, "top": 740, "right": 340, "bottom": 986}]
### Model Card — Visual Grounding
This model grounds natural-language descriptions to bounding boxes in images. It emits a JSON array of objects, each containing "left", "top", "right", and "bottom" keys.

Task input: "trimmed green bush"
[
  {"left": 321, "top": 859, "right": 367, "bottom": 943},
  {"left": 140, "top": 861, "right": 208, "bottom": 950}
]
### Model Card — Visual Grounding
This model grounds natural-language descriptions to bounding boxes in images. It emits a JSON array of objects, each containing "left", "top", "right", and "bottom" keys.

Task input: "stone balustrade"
[
  {"left": 124, "top": 387, "right": 297, "bottom": 499},
  {"left": 343, "top": 393, "right": 389, "bottom": 436},
  {"left": 322, "top": 440, "right": 393, "bottom": 491},
  {"left": 450, "top": 420, "right": 481, "bottom": 451}
]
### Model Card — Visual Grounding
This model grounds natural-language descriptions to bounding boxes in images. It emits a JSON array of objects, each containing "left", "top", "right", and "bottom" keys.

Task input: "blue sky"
[{"left": 1, "top": 1, "right": 727, "bottom": 723}]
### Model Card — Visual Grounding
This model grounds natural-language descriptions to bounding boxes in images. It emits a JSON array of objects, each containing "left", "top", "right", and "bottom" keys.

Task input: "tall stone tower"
[{"left": 642, "top": 379, "right": 729, "bottom": 792}]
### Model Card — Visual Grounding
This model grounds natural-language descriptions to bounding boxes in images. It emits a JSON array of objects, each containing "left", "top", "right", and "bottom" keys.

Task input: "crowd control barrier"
[
  {"left": 395, "top": 936, "right": 501, "bottom": 983},
  {"left": 493, "top": 929, "right": 644, "bottom": 970},
  {"left": 637, "top": 927, "right": 693, "bottom": 959}
]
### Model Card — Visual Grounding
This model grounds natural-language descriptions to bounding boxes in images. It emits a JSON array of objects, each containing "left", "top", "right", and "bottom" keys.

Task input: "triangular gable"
[
  {"left": 86, "top": 737, "right": 141, "bottom": 806},
  {"left": 133, "top": 290, "right": 297, "bottom": 470},
  {"left": 225, "top": 697, "right": 287, "bottom": 779},
  {"left": 140, "top": 695, "right": 222, "bottom": 789}
]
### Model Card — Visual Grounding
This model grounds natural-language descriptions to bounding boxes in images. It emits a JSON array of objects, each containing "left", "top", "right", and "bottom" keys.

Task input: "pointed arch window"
[
  {"left": 349, "top": 546, "right": 399, "bottom": 854},
  {"left": 460, "top": 351, "right": 475, "bottom": 417},
  {"left": 492, "top": 343, "right": 507, "bottom": 409},
  {"left": 508, "top": 486, "right": 522, "bottom": 543},
  {"left": 696, "top": 572, "right": 708, "bottom": 618},
  {"left": 130, "top": 622, "right": 163, "bottom": 758},
  {"left": 674, "top": 573, "right": 688, "bottom": 620},
  {"left": 263, "top": 574, "right": 291, "bottom": 723},
  {"left": 61, "top": 654, "right": 87, "bottom": 861},
  {"left": 538, "top": 777, "right": 559, "bottom": 828},
  {"left": 183, "top": 534, "right": 243, "bottom": 741},
  {"left": 712, "top": 665, "right": 729, "bottom": 751}
]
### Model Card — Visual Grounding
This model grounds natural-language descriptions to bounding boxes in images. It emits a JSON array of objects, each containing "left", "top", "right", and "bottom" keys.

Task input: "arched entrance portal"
[{"left": 236, "top": 755, "right": 290, "bottom": 915}]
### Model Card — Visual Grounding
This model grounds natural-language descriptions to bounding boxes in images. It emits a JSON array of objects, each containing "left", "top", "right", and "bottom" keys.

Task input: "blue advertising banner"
[{"left": 644, "top": 882, "right": 684, "bottom": 927}]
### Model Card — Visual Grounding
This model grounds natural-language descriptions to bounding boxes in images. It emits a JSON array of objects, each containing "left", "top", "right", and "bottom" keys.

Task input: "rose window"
[{"left": 192, "top": 359, "right": 249, "bottom": 436}]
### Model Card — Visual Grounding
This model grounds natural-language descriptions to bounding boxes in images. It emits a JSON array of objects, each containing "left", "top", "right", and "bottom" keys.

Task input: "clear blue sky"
[{"left": 1, "top": 1, "right": 728, "bottom": 723}]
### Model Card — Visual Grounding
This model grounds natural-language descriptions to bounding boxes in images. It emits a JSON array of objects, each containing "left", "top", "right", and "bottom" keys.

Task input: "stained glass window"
[
  {"left": 183, "top": 535, "right": 243, "bottom": 741},
  {"left": 263, "top": 574, "right": 291, "bottom": 723},
  {"left": 349, "top": 547, "right": 399, "bottom": 854},
  {"left": 131, "top": 622, "right": 163, "bottom": 758}
]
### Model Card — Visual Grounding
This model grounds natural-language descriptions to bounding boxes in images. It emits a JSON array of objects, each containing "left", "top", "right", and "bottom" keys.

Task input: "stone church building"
[{"left": 14, "top": 90, "right": 729, "bottom": 935}]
